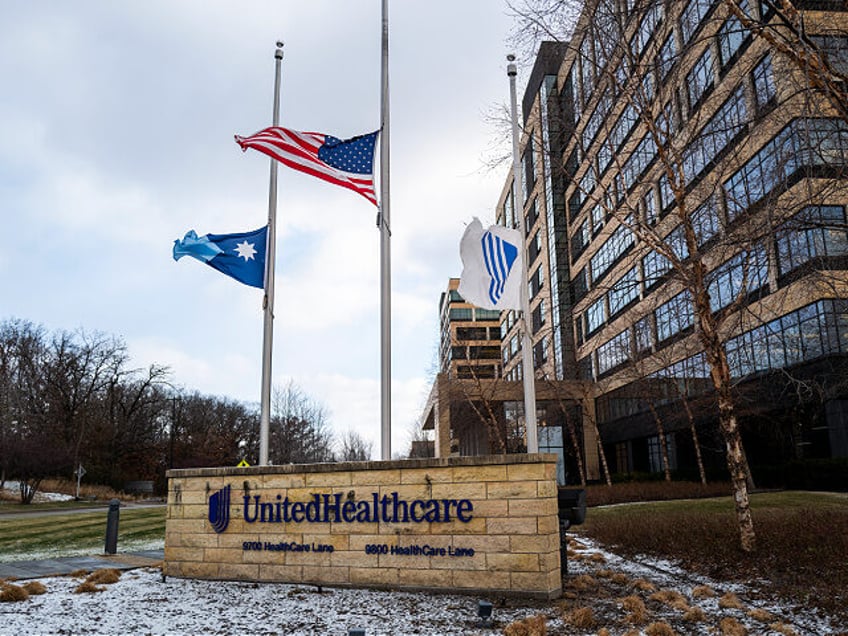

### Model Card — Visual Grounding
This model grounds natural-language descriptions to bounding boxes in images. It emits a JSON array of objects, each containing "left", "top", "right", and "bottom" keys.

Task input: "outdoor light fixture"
[{"left": 477, "top": 600, "right": 493, "bottom": 626}]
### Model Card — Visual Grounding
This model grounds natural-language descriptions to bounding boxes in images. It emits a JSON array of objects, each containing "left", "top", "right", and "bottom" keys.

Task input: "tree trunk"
[
  {"left": 681, "top": 395, "right": 708, "bottom": 485},
  {"left": 558, "top": 401, "right": 586, "bottom": 486},
  {"left": 718, "top": 395, "right": 757, "bottom": 552},
  {"left": 647, "top": 401, "right": 672, "bottom": 481}
]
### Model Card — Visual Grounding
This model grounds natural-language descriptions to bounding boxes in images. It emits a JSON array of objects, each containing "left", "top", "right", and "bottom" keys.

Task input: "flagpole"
[
  {"left": 259, "top": 41, "right": 284, "bottom": 466},
  {"left": 507, "top": 54, "right": 539, "bottom": 454},
  {"left": 379, "top": 0, "right": 392, "bottom": 461}
]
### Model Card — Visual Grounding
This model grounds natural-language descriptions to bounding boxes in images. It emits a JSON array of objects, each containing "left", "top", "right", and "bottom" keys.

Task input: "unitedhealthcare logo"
[{"left": 208, "top": 485, "right": 231, "bottom": 534}]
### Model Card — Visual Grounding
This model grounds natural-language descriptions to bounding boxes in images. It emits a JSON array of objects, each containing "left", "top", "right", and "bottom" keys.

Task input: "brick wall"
[{"left": 165, "top": 454, "right": 562, "bottom": 598}]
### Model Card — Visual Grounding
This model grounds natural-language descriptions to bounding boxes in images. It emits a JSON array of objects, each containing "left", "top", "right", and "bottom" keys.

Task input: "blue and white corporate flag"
[
  {"left": 458, "top": 217, "right": 523, "bottom": 311},
  {"left": 173, "top": 226, "right": 267, "bottom": 289}
]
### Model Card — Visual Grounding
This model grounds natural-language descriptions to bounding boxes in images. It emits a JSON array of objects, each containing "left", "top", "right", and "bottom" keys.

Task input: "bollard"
[{"left": 104, "top": 498, "right": 120, "bottom": 555}]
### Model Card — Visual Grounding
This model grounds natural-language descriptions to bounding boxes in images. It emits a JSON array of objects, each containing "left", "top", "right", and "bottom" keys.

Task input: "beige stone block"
[
  {"left": 468, "top": 499, "right": 508, "bottom": 518},
  {"left": 378, "top": 484, "right": 431, "bottom": 499},
  {"left": 536, "top": 480, "right": 558, "bottom": 498},
  {"left": 398, "top": 567, "right": 454, "bottom": 588},
  {"left": 539, "top": 550, "right": 561, "bottom": 573},
  {"left": 510, "top": 571, "right": 550, "bottom": 593},
  {"left": 177, "top": 561, "right": 220, "bottom": 579},
  {"left": 506, "top": 463, "right": 552, "bottom": 481},
  {"left": 509, "top": 534, "right": 556, "bottom": 554},
  {"left": 398, "top": 535, "right": 453, "bottom": 551},
  {"left": 378, "top": 553, "right": 430, "bottom": 570},
  {"left": 377, "top": 521, "right": 429, "bottom": 536},
  {"left": 263, "top": 474, "right": 306, "bottom": 489},
  {"left": 258, "top": 563, "right": 303, "bottom": 582},
  {"left": 203, "top": 547, "right": 243, "bottom": 564},
  {"left": 331, "top": 550, "right": 374, "bottom": 568},
  {"left": 349, "top": 534, "right": 397, "bottom": 551},
  {"left": 451, "top": 534, "right": 510, "bottom": 554},
  {"left": 331, "top": 521, "right": 379, "bottom": 535},
  {"left": 165, "top": 519, "right": 201, "bottom": 536},
  {"left": 285, "top": 488, "right": 321, "bottom": 502},
  {"left": 350, "top": 469, "right": 401, "bottom": 486},
  {"left": 165, "top": 546, "right": 204, "bottom": 562},
  {"left": 303, "top": 533, "right": 348, "bottom": 551},
  {"left": 486, "top": 480, "right": 537, "bottom": 499},
  {"left": 545, "top": 568, "right": 563, "bottom": 595},
  {"left": 304, "top": 472, "right": 352, "bottom": 488},
  {"left": 508, "top": 498, "right": 556, "bottom": 517},
  {"left": 451, "top": 569, "right": 510, "bottom": 591},
  {"left": 486, "top": 552, "right": 540, "bottom": 572},
  {"left": 216, "top": 533, "right": 258, "bottom": 549},
  {"left": 302, "top": 565, "right": 350, "bottom": 585},
  {"left": 537, "top": 515, "right": 559, "bottom": 535},
  {"left": 430, "top": 482, "right": 486, "bottom": 500},
  {"left": 218, "top": 563, "right": 259, "bottom": 581},
  {"left": 429, "top": 552, "right": 487, "bottom": 571},
  {"left": 486, "top": 517, "right": 538, "bottom": 536},
  {"left": 399, "top": 468, "right": 452, "bottom": 485},
  {"left": 350, "top": 566, "right": 399, "bottom": 587},
  {"left": 451, "top": 464, "right": 507, "bottom": 482},
  {"left": 179, "top": 533, "right": 219, "bottom": 549},
  {"left": 429, "top": 517, "right": 486, "bottom": 535}
]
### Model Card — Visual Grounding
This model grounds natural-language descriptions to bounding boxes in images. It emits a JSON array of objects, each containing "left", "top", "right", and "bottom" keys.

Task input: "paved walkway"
[{"left": 0, "top": 550, "right": 164, "bottom": 580}]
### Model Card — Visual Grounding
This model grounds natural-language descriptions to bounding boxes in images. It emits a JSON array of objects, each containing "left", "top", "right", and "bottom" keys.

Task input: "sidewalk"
[{"left": 0, "top": 549, "right": 164, "bottom": 580}]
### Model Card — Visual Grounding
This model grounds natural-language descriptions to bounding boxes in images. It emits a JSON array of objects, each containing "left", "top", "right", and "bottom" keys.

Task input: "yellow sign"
[{"left": 237, "top": 458, "right": 250, "bottom": 467}]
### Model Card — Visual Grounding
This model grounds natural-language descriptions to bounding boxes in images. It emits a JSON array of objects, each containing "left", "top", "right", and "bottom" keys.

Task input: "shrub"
[
  {"left": 73, "top": 581, "right": 105, "bottom": 594},
  {"left": 718, "top": 592, "right": 745, "bottom": 610},
  {"left": 0, "top": 584, "right": 29, "bottom": 603},
  {"left": 719, "top": 616, "right": 747, "bottom": 635},
  {"left": 502, "top": 614, "right": 546, "bottom": 636},
  {"left": 563, "top": 606, "right": 594, "bottom": 629},
  {"left": 86, "top": 569, "right": 121, "bottom": 585},
  {"left": 618, "top": 595, "right": 649, "bottom": 624},
  {"left": 644, "top": 622, "right": 677, "bottom": 636},
  {"left": 22, "top": 581, "right": 46, "bottom": 595}
]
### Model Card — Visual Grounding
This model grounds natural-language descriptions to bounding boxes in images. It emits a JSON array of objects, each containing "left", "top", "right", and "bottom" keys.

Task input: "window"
[
  {"left": 533, "top": 336, "right": 548, "bottom": 368},
  {"left": 642, "top": 249, "right": 671, "bottom": 290},
  {"left": 718, "top": 0, "right": 749, "bottom": 69},
  {"left": 522, "top": 138, "right": 535, "bottom": 202},
  {"left": 724, "top": 118, "right": 848, "bottom": 220},
  {"left": 649, "top": 434, "right": 677, "bottom": 473},
  {"left": 571, "top": 220, "right": 590, "bottom": 260},
  {"left": 657, "top": 33, "right": 677, "bottom": 81},
  {"left": 591, "top": 205, "right": 605, "bottom": 236},
  {"left": 475, "top": 309, "right": 501, "bottom": 321},
  {"left": 590, "top": 223, "right": 635, "bottom": 283},
  {"left": 572, "top": 267, "right": 588, "bottom": 303},
  {"left": 810, "top": 35, "right": 848, "bottom": 75},
  {"left": 644, "top": 189, "right": 657, "bottom": 226},
  {"left": 631, "top": 3, "right": 662, "bottom": 57},
  {"left": 707, "top": 247, "right": 769, "bottom": 312},
  {"left": 529, "top": 265, "right": 545, "bottom": 299},
  {"left": 683, "top": 84, "right": 748, "bottom": 183},
  {"left": 692, "top": 197, "right": 720, "bottom": 246},
  {"left": 776, "top": 205, "right": 848, "bottom": 275},
  {"left": 686, "top": 47, "right": 714, "bottom": 110},
  {"left": 621, "top": 134, "right": 658, "bottom": 192},
  {"left": 656, "top": 290, "right": 694, "bottom": 342},
  {"left": 532, "top": 299, "right": 547, "bottom": 333},
  {"left": 528, "top": 230, "right": 543, "bottom": 263},
  {"left": 681, "top": 0, "right": 717, "bottom": 45},
  {"left": 752, "top": 54, "right": 777, "bottom": 110},
  {"left": 608, "top": 266, "right": 640, "bottom": 316},
  {"left": 586, "top": 297, "right": 606, "bottom": 334},
  {"left": 579, "top": 38, "right": 595, "bottom": 100},
  {"left": 635, "top": 314, "right": 654, "bottom": 353},
  {"left": 596, "top": 330, "right": 631, "bottom": 376},
  {"left": 449, "top": 308, "right": 472, "bottom": 320},
  {"left": 456, "top": 327, "right": 488, "bottom": 341}
]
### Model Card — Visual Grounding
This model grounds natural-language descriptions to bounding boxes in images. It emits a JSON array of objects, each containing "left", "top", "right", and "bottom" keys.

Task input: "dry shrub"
[
  {"left": 86, "top": 569, "right": 121, "bottom": 585},
  {"left": 747, "top": 607, "right": 774, "bottom": 622},
  {"left": 718, "top": 592, "right": 745, "bottom": 610},
  {"left": 68, "top": 569, "right": 90, "bottom": 579},
  {"left": 566, "top": 549, "right": 581, "bottom": 561},
  {"left": 768, "top": 623, "right": 799, "bottom": 636},
  {"left": 0, "top": 583, "right": 29, "bottom": 603},
  {"left": 566, "top": 574, "right": 598, "bottom": 591},
  {"left": 621, "top": 630, "right": 642, "bottom": 636},
  {"left": 631, "top": 578, "right": 656, "bottom": 593},
  {"left": 644, "top": 621, "right": 677, "bottom": 636},
  {"left": 719, "top": 616, "right": 747, "bottom": 635},
  {"left": 611, "top": 572, "right": 629, "bottom": 585},
  {"left": 618, "top": 595, "right": 649, "bottom": 624},
  {"left": 568, "top": 537, "right": 587, "bottom": 550},
  {"left": 22, "top": 581, "right": 46, "bottom": 595},
  {"left": 502, "top": 614, "right": 546, "bottom": 636},
  {"left": 692, "top": 584, "right": 716, "bottom": 599},
  {"left": 588, "top": 552, "right": 607, "bottom": 564},
  {"left": 596, "top": 629, "right": 611, "bottom": 636},
  {"left": 649, "top": 589, "right": 689, "bottom": 610},
  {"left": 563, "top": 606, "right": 594, "bottom": 629},
  {"left": 682, "top": 606, "right": 706, "bottom": 622},
  {"left": 596, "top": 569, "right": 615, "bottom": 579},
  {"left": 73, "top": 581, "right": 105, "bottom": 594}
]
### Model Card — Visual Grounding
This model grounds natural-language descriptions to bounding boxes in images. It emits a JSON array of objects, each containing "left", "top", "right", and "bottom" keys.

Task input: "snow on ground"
[
  {"left": 1, "top": 482, "right": 74, "bottom": 503},
  {"left": 1, "top": 535, "right": 843, "bottom": 635}
]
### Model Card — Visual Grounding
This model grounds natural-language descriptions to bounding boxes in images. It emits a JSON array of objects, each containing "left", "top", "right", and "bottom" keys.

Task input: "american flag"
[{"left": 235, "top": 127, "right": 379, "bottom": 206}]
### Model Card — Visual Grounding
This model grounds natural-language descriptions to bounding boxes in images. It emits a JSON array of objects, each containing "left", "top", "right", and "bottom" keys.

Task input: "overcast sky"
[{"left": 0, "top": 1, "right": 527, "bottom": 458}]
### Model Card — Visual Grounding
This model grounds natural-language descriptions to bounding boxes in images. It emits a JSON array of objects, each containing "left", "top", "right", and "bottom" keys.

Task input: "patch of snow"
[
  {"left": 1, "top": 481, "right": 74, "bottom": 503},
  {"left": 0, "top": 534, "right": 843, "bottom": 635}
]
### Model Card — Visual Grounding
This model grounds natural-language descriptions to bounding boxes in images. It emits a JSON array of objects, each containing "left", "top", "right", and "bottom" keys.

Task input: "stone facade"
[{"left": 165, "top": 454, "right": 562, "bottom": 599}]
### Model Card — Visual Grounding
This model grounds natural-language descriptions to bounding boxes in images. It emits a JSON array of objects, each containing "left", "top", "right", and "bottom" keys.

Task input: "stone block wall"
[{"left": 165, "top": 454, "right": 561, "bottom": 598}]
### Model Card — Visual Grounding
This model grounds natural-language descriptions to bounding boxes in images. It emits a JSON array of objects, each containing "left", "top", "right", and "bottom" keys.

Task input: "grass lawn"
[
  {"left": 0, "top": 506, "right": 165, "bottom": 560},
  {"left": 578, "top": 489, "right": 848, "bottom": 623}
]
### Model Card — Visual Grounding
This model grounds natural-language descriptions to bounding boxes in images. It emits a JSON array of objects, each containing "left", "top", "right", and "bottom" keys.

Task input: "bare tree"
[{"left": 337, "top": 430, "right": 373, "bottom": 462}]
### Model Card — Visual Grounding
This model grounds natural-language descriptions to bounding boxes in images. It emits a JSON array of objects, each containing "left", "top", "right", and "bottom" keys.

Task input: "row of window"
[{"left": 578, "top": 206, "right": 848, "bottom": 378}]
